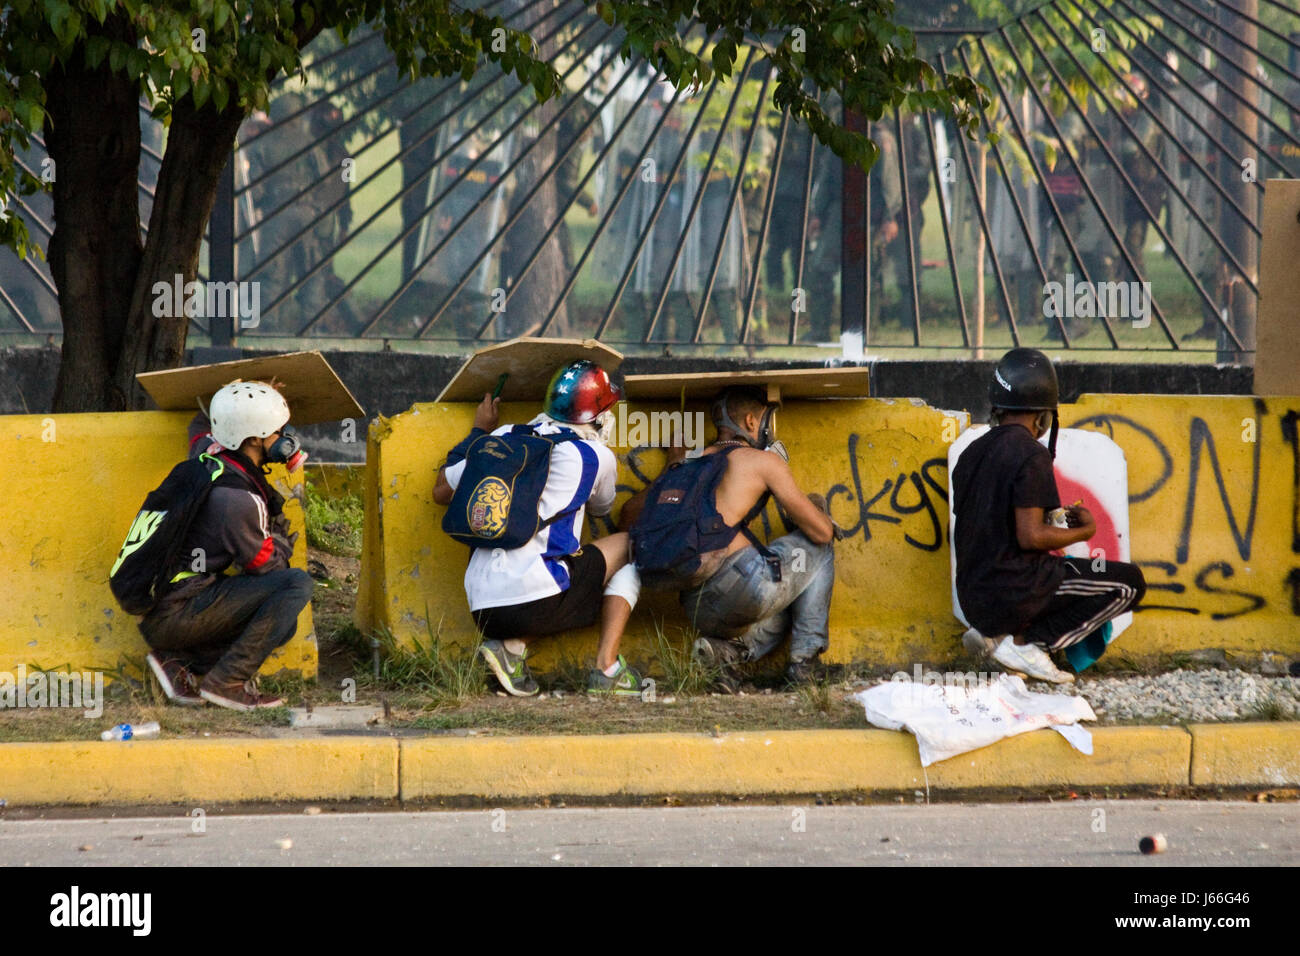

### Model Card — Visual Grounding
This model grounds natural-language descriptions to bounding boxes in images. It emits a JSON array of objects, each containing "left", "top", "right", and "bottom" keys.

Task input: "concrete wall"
[
  {"left": 357, "top": 394, "right": 1300, "bottom": 670},
  {"left": 0, "top": 412, "right": 317, "bottom": 677},
  {"left": 0, "top": 346, "right": 1253, "bottom": 464}
]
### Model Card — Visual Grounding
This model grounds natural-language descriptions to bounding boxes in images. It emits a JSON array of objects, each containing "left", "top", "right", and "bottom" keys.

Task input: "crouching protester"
[
  {"left": 110, "top": 381, "right": 314, "bottom": 711},
  {"left": 952, "top": 348, "right": 1146, "bottom": 683},
  {"left": 629, "top": 387, "right": 837, "bottom": 689},
  {"left": 433, "top": 360, "right": 644, "bottom": 698}
]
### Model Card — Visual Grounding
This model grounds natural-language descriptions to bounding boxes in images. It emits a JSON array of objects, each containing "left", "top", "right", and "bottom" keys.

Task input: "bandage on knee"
[{"left": 603, "top": 563, "right": 641, "bottom": 608}]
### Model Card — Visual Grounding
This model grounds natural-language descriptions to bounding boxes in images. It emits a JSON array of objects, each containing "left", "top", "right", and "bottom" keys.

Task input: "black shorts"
[{"left": 472, "top": 548, "right": 607, "bottom": 641}]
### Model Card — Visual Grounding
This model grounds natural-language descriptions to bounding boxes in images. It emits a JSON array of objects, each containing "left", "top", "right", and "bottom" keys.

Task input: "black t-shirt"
[{"left": 952, "top": 424, "right": 1065, "bottom": 636}]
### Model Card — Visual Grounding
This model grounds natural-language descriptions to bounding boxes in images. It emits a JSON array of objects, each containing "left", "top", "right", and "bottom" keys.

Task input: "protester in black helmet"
[
  {"left": 140, "top": 381, "right": 313, "bottom": 711},
  {"left": 951, "top": 349, "right": 1145, "bottom": 683}
]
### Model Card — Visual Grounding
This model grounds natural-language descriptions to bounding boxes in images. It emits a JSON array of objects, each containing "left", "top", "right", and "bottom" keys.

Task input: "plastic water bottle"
[{"left": 100, "top": 721, "right": 160, "bottom": 741}]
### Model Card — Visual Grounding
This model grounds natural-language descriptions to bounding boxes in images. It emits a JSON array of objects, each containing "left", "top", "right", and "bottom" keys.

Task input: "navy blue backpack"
[
  {"left": 630, "top": 446, "right": 776, "bottom": 590},
  {"left": 442, "top": 425, "right": 587, "bottom": 549}
]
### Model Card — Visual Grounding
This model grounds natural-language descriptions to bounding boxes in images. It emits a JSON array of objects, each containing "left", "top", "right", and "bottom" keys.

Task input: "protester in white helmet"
[{"left": 139, "top": 380, "right": 313, "bottom": 711}]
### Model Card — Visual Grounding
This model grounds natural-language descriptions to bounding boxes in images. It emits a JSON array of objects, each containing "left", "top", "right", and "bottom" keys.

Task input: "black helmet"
[
  {"left": 989, "top": 348, "right": 1058, "bottom": 411},
  {"left": 989, "top": 348, "right": 1061, "bottom": 458}
]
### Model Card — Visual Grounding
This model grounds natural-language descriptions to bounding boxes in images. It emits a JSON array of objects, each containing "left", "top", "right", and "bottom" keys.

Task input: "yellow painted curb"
[
  {"left": 400, "top": 726, "right": 1193, "bottom": 800},
  {"left": 1188, "top": 722, "right": 1300, "bottom": 787},
  {"left": 0, "top": 739, "right": 399, "bottom": 806}
]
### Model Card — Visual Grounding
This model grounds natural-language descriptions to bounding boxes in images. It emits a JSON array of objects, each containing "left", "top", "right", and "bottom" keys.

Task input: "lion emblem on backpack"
[{"left": 467, "top": 477, "right": 511, "bottom": 538}]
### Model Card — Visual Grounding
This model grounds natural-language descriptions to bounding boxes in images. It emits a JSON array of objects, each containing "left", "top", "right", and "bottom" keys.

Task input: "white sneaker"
[
  {"left": 992, "top": 636, "right": 1075, "bottom": 684},
  {"left": 961, "top": 627, "right": 1000, "bottom": 657}
]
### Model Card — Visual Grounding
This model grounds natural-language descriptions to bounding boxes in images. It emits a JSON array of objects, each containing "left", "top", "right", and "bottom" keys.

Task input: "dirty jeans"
[
  {"left": 680, "top": 532, "right": 834, "bottom": 662},
  {"left": 140, "top": 569, "right": 313, "bottom": 685}
]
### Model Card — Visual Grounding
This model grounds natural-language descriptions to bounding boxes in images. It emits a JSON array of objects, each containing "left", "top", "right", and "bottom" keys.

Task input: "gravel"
[{"left": 1056, "top": 669, "right": 1300, "bottom": 724}]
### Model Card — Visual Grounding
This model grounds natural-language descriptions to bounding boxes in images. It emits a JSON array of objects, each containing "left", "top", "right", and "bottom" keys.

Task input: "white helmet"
[{"left": 208, "top": 380, "right": 291, "bottom": 451}]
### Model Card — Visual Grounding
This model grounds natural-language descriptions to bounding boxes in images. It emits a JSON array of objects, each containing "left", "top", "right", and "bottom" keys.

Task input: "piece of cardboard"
[
  {"left": 622, "top": 367, "right": 870, "bottom": 402},
  {"left": 1256, "top": 178, "right": 1300, "bottom": 396},
  {"left": 136, "top": 351, "right": 365, "bottom": 425},
  {"left": 436, "top": 337, "right": 624, "bottom": 402}
]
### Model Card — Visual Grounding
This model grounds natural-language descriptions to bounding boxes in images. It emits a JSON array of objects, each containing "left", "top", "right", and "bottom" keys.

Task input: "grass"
[
  {"left": 649, "top": 621, "right": 719, "bottom": 697},
  {"left": 303, "top": 485, "right": 363, "bottom": 557},
  {"left": 1245, "top": 693, "right": 1295, "bottom": 722},
  {"left": 795, "top": 678, "right": 838, "bottom": 717},
  {"left": 359, "top": 615, "right": 487, "bottom": 708}
]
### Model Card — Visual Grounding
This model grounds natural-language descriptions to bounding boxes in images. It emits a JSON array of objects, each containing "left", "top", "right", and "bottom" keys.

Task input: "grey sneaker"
[
  {"left": 478, "top": 639, "right": 539, "bottom": 697},
  {"left": 586, "top": 656, "right": 643, "bottom": 697}
]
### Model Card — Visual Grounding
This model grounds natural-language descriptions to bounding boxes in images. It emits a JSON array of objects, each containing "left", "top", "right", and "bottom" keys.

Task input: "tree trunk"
[
  {"left": 46, "top": 15, "right": 143, "bottom": 412},
  {"left": 109, "top": 97, "right": 247, "bottom": 409}
]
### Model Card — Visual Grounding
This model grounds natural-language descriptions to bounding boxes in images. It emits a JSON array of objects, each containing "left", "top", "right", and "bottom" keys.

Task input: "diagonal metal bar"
[
  {"left": 959, "top": 45, "right": 1074, "bottom": 345},
  {"left": 1037, "top": 7, "right": 1259, "bottom": 285},
  {"left": 241, "top": 0, "right": 577, "bottom": 252},
  {"left": 643, "top": 47, "right": 758, "bottom": 344},
  {"left": 1156, "top": 0, "right": 1300, "bottom": 122},
  {"left": 1256, "top": 0, "right": 1300, "bottom": 24},
  {"left": 894, "top": 110, "right": 923, "bottom": 346},
  {"left": 456, "top": 56, "right": 670, "bottom": 340},
  {"left": 240, "top": 30, "right": 389, "bottom": 148},
  {"left": 1068, "top": 0, "right": 1274, "bottom": 190},
  {"left": 593, "top": 61, "right": 726, "bottom": 340},
  {"left": 986, "top": 31, "right": 1191, "bottom": 349},
  {"left": 310, "top": 15, "right": 612, "bottom": 334},
  {"left": 1051, "top": 0, "right": 1260, "bottom": 239},
  {"left": 1105, "top": 0, "right": 1297, "bottom": 179},
  {"left": 237, "top": 0, "right": 531, "bottom": 201},
  {"left": 1017, "top": 17, "right": 1252, "bottom": 340},
  {"left": 939, "top": 49, "right": 1020, "bottom": 347},
  {"left": 534, "top": 60, "right": 697, "bottom": 338},
  {"left": 691, "top": 62, "right": 775, "bottom": 344},
  {"left": 277, "top": 10, "right": 605, "bottom": 325},
  {"left": 405, "top": 45, "right": 639, "bottom": 337},
  {"left": 922, "top": 109, "right": 970, "bottom": 348},
  {"left": 0, "top": 277, "right": 38, "bottom": 333},
  {"left": 740, "top": 109, "right": 790, "bottom": 344},
  {"left": 788, "top": 115, "right": 819, "bottom": 345}
]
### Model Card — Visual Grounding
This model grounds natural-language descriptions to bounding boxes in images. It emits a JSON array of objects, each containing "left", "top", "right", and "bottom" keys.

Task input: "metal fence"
[{"left": 1, "top": 0, "right": 1296, "bottom": 360}]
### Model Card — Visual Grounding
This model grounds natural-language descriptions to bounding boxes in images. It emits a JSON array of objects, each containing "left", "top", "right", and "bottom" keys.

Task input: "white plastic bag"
[{"left": 852, "top": 674, "right": 1097, "bottom": 766}]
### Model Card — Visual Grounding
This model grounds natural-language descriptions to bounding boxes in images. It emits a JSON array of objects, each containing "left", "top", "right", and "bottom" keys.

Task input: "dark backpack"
[
  {"left": 442, "top": 425, "right": 587, "bottom": 550},
  {"left": 630, "top": 446, "right": 776, "bottom": 590},
  {"left": 109, "top": 452, "right": 234, "bottom": 615}
]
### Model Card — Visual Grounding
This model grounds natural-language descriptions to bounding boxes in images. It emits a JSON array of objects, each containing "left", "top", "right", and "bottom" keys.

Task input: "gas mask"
[
  {"left": 713, "top": 394, "right": 780, "bottom": 450},
  {"left": 266, "top": 425, "right": 308, "bottom": 472}
]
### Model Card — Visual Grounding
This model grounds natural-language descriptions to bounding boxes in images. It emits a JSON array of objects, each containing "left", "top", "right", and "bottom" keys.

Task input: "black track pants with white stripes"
[{"left": 1022, "top": 557, "right": 1146, "bottom": 651}]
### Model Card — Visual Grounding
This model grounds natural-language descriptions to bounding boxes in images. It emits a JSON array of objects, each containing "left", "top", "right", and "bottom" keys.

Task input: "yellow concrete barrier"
[
  {"left": 0, "top": 412, "right": 316, "bottom": 678},
  {"left": 0, "top": 738, "right": 399, "bottom": 805},
  {"left": 357, "top": 398, "right": 967, "bottom": 667},
  {"left": 399, "top": 726, "right": 1191, "bottom": 800},
  {"left": 1065, "top": 395, "right": 1300, "bottom": 659},
  {"left": 358, "top": 393, "right": 1300, "bottom": 669},
  {"left": 1188, "top": 722, "right": 1300, "bottom": 787}
]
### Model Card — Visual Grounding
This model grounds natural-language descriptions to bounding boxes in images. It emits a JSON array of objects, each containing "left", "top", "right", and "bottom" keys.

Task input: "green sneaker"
[
  {"left": 478, "top": 639, "right": 539, "bottom": 697},
  {"left": 586, "top": 656, "right": 643, "bottom": 697}
]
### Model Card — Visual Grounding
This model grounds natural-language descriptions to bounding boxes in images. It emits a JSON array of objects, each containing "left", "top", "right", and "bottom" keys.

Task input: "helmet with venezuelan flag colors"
[{"left": 543, "top": 360, "right": 622, "bottom": 425}]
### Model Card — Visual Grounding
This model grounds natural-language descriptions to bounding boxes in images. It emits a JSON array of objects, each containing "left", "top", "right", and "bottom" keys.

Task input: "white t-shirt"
[{"left": 444, "top": 419, "right": 617, "bottom": 611}]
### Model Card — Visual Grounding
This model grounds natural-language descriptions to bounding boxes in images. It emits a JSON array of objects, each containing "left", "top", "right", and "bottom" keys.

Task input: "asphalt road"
[{"left": 2, "top": 800, "right": 1296, "bottom": 866}]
